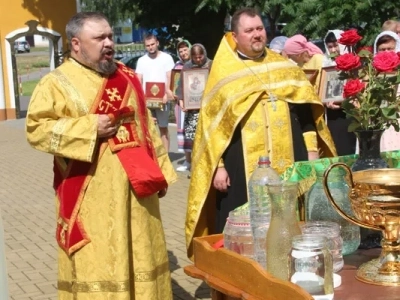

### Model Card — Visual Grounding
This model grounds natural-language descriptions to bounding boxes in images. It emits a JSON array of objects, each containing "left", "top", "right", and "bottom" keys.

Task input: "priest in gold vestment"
[
  {"left": 185, "top": 8, "right": 336, "bottom": 258},
  {"left": 26, "top": 12, "right": 177, "bottom": 299}
]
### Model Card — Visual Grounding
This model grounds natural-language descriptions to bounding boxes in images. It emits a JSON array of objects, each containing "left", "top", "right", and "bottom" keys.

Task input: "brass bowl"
[
  {"left": 324, "top": 163, "right": 400, "bottom": 286},
  {"left": 350, "top": 168, "right": 400, "bottom": 228}
]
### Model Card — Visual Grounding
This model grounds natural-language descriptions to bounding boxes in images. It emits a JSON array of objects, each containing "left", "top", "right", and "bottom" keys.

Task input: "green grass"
[
  {"left": 30, "top": 46, "right": 49, "bottom": 52},
  {"left": 16, "top": 54, "right": 49, "bottom": 75},
  {"left": 21, "top": 79, "right": 40, "bottom": 96},
  {"left": 32, "top": 61, "right": 50, "bottom": 68}
]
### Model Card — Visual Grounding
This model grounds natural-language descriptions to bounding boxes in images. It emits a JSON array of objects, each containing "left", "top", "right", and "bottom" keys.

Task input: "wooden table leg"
[{"left": 211, "top": 288, "right": 240, "bottom": 300}]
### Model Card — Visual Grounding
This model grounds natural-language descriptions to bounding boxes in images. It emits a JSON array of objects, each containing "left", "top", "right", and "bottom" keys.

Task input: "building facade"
[{"left": 0, "top": 0, "right": 77, "bottom": 120}]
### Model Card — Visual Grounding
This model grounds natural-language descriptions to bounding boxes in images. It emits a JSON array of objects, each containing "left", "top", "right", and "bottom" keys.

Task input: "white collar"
[{"left": 237, "top": 49, "right": 265, "bottom": 60}]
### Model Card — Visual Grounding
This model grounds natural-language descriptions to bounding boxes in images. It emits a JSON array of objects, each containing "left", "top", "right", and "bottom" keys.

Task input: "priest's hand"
[
  {"left": 213, "top": 167, "right": 230, "bottom": 192},
  {"left": 308, "top": 151, "right": 319, "bottom": 161},
  {"left": 97, "top": 114, "right": 118, "bottom": 138}
]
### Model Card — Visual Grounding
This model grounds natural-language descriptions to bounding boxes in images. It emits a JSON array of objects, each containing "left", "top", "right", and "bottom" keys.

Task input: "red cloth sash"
[{"left": 53, "top": 63, "right": 167, "bottom": 255}]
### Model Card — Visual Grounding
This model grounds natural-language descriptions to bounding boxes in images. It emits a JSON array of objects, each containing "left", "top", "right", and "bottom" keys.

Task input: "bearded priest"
[{"left": 25, "top": 12, "right": 177, "bottom": 300}]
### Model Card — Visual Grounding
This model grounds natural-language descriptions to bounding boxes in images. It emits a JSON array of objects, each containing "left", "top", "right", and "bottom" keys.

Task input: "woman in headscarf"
[
  {"left": 176, "top": 44, "right": 212, "bottom": 177},
  {"left": 374, "top": 31, "right": 400, "bottom": 152},
  {"left": 283, "top": 34, "right": 325, "bottom": 91},
  {"left": 374, "top": 30, "right": 400, "bottom": 53},
  {"left": 323, "top": 29, "right": 357, "bottom": 156},
  {"left": 173, "top": 40, "right": 192, "bottom": 171},
  {"left": 269, "top": 36, "right": 288, "bottom": 56},
  {"left": 323, "top": 30, "right": 347, "bottom": 66}
]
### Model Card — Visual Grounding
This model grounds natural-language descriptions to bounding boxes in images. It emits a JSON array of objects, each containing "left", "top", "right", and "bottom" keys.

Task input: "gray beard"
[
  {"left": 81, "top": 48, "right": 117, "bottom": 75},
  {"left": 98, "top": 60, "right": 117, "bottom": 75}
]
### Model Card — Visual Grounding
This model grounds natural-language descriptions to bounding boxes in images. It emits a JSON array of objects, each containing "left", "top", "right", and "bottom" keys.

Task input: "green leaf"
[
  {"left": 358, "top": 50, "right": 372, "bottom": 57},
  {"left": 338, "top": 72, "right": 350, "bottom": 80},
  {"left": 381, "top": 106, "right": 398, "bottom": 119},
  {"left": 348, "top": 121, "right": 362, "bottom": 132},
  {"left": 341, "top": 100, "right": 355, "bottom": 111},
  {"left": 368, "top": 107, "right": 379, "bottom": 115}
]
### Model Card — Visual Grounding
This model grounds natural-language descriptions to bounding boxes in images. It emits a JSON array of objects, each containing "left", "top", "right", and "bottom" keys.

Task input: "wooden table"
[{"left": 184, "top": 234, "right": 400, "bottom": 300}]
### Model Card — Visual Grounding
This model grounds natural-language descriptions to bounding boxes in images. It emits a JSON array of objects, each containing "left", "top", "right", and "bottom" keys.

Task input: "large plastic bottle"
[{"left": 248, "top": 156, "right": 281, "bottom": 269}]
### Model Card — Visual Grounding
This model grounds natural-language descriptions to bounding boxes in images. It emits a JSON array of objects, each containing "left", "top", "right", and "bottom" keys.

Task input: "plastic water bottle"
[{"left": 248, "top": 156, "right": 281, "bottom": 269}]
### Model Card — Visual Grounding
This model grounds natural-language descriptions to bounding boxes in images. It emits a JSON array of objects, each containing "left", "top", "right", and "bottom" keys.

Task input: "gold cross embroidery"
[
  {"left": 275, "top": 119, "right": 285, "bottom": 129},
  {"left": 57, "top": 217, "right": 69, "bottom": 245},
  {"left": 106, "top": 88, "right": 122, "bottom": 102},
  {"left": 247, "top": 120, "right": 259, "bottom": 132},
  {"left": 276, "top": 159, "right": 286, "bottom": 169},
  {"left": 122, "top": 66, "right": 135, "bottom": 77}
]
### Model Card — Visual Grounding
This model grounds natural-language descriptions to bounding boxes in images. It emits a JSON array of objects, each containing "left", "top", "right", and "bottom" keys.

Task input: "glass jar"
[
  {"left": 223, "top": 210, "right": 254, "bottom": 260},
  {"left": 301, "top": 221, "right": 344, "bottom": 272},
  {"left": 289, "top": 234, "right": 334, "bottom": 300},
  {"left": 306, "top": 168, "right": 360, "bottom": 255}
]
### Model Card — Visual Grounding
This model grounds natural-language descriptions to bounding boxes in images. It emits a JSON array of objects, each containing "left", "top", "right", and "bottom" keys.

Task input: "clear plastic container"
[
  {"left": 301, "top": 221, "right": 344, "bottom": 272},
  {"left": 248, "top": 156, "right": 281, "bottom": 269},
  {"left": 289, "top": 234, "right": 334, "bottom": 300},
  {"left": 223, "top": 210, "right": 254, "bottom": 260}
]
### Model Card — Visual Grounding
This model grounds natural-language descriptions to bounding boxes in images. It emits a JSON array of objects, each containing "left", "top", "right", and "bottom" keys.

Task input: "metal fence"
[{"left": 115, "top": 43, "right": 146, "bottom": 59}]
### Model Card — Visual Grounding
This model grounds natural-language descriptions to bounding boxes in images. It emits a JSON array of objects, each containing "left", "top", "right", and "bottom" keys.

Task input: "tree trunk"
[{"left": 268, "top": 16, "right": 276, "bottom": 42}]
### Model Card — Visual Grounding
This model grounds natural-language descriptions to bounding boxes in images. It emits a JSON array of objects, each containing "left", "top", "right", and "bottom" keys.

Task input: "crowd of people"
[{"left": 1, "top": 6, "right": 396, "bottom": 300}]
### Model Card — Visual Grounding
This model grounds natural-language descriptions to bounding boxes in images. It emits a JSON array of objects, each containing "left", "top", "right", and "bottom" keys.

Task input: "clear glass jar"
[
  {"left": 306, "top": 168, "right": 360, "bottom": 255},
  {"left": 223, "top": 210, "right": 254, "bottom": 260},
  {"left": 289, "top": 234, "right": 334, "bottom": 300},
  {"left": 301, "top": 221, "right": 344, "bottom": 272}
]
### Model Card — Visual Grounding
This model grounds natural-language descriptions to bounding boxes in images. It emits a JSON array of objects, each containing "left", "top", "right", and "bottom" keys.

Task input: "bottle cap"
[{"left": 259, "top": 156, "right": 271, "bottom": 165}]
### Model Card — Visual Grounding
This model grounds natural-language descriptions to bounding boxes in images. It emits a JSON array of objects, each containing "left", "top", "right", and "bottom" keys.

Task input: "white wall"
[
  {"left": 33, "top": 35, "right": 50, "bottom": 47},
  {"left": 114, "top": 20, "right": 133, "bottom": 43},
  {"left": 16, "top": 35, "right": 50, "bottom": 47}
]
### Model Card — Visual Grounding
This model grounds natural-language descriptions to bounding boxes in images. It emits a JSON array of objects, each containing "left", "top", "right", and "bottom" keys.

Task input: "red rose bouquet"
[{"left": 336, "top": 30, "right": 400, "bottom": 131}]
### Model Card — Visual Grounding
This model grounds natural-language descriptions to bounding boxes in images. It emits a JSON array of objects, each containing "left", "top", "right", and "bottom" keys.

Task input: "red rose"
[
  {"left": 338, "top": 29, "right": 362, "bottom": 46},
  {"left": 343, "top": 79, "right": 365, "bottom": 98},
  {"left": 335, "top": 53, "right": 361, "bottom": 71},
  {"left": 373, "top": 51, "right": 400, "bottom": 73}
]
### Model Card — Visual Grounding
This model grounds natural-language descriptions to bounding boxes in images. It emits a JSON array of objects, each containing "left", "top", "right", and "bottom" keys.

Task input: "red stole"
[{"left": 53, "top": 63, "right": 167, "bottom": 255}]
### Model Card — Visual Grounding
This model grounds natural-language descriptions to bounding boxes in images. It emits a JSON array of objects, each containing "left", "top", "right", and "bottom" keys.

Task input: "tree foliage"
[
  {"left": 281, "top": 0, "right": 400, "bottom": 45},
  {"left": 79, "top": 0, "right": 400, "bottom": 58},
  {"left": 80, "top": 0, "right": 227, "bottom": 57},
  {"left": 80, "top": 0, "right": 139, "bottom": 27},
  {"left": 197, "top": 0, "right": 292, "bottom": 40}
]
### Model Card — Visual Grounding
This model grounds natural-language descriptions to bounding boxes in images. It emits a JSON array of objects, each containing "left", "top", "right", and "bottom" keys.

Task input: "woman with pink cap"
[{"left": 283, "top": 34, "right": 326, "bottom": 91}]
